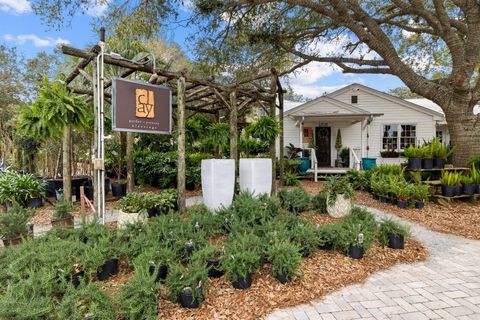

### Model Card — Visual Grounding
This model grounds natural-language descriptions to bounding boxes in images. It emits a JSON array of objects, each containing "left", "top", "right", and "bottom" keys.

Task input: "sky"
[{"left": 0, "top": 0, "right": 405, "bottom": 100}]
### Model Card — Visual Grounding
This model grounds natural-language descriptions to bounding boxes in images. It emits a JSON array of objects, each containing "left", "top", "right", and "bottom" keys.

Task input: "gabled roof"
[
  {"left": 327, "top": 83, "right": 445, "bottom": 119},
  {"left": 284, "top": 95, "right": 372, "bottom": 117},
  {"left": 406, "top": 98, "right": 480, "bottom": 116}
]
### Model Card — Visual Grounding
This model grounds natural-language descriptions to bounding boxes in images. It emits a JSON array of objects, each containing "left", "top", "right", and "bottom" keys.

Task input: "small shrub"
[
  {"left": 378, "top": 219, "right": 411, "bottom": 247},
  {"left": 316, "top": 223, "right": 341, "bottom": 249},
  {"left": 282, "top": 171, "right": 299, "bottom": 186},
  {"left": 116, "top": 268, "right": 160, "bottom": 320},
  {"left": 279, "top": 215, "right": 319, "bottom": 257},
  {"left": 166, "top": 261, "right": 208, "bottom": 304},
  {"left": 267, "top": 240, "right": 302, "bottom": 280},
  {"left": 338, "top": 219, "right": 374, "bottom": 254},
  {"left": 221, "top": 233, "right": 261, "bottom": 282},
  {"left": 312, "top": 190, "right": 328, "bottom": 213},
  {"left": 278, "top": 188, "right": 311, "bottom": 214},
  {"left": 52, "top": 197, "right": 75, "bottom": 220},
  {"left": 0, "top": 203, "right": 35, "bottom": 239}
]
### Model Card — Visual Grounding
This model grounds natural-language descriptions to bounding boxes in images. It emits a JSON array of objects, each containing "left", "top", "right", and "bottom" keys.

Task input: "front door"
[{"left": 315, "top": 127, "right": 331, "bottom": 166}]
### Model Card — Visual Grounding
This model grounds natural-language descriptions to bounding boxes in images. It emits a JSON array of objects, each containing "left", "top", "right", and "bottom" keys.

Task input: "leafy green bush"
[
  {"left": 0, "top": 172, "right": 45, "bottom": 205},
  {"left": 221, "top": 233, "right": 261, "bottom": 282},
  {"left": 337, "top": 215, "right": 375, "bottom": 254},
  {"left": 58, "top": 282, "right": 117, "bottom": 320},
  {"left": 116, "top": 268, "right": 160, "bottom": 320},
  {"left": 166, "top": 261, "right": 208, "bottom": 304},
  {"left": 119, "top": 190, "right": 177, "bottom": 214},
  {"left": 187, "top": 205, "right": 223, "bottom": 237},
  {"left": 279, "top": 215, "right": 319, "bottom": 257},
  {"left": 278, "top": 188, "right": 311, "bottom": 214},
  {"left": 282, "top": 171, "right": 299, "bottom": 186},
  {"left": 378, "top": 219, "right": 411, "bottom": 247},
  {"left": 134, "top": 150, "right": 177, "bottom": 188},
  {"left": 0, "top": 203, "right": 34, "bottom": 239},
  {"left": 312, "top": 190, "right": 328, "bottom": 213},
  {"left": 316, "top": 223, "right": 341, "bottom": 249},
  {"left": 52, "top": 197, "right": 75, "bottom": 220},
  {"left": 345, "top": 170, "right": 370, "bottom": 190},
  {"left": 267, "top": 240, "right": 302, "bottom": 279}
]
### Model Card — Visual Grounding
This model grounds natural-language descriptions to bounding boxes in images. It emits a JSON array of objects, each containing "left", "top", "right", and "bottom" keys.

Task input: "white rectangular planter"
[
  {"left": 239, "top": 158, "right": 272, "bottom": 197},
  {"left": 201, "top": 159, "right": 235, "bottom": 211}
]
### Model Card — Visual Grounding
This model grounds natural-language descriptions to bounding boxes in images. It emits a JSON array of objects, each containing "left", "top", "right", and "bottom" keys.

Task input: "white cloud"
[
  {"left": 3, "top": 34, "right": 70, "bottom": 47},
  {"left": 179, "top": 0, "right": 194, "bottom": 12},
  {"left": 0, "top": 0, "right": 31, "bottom": 14},
  {"left": 85, "top": 0, "right": 109, "bottom": 17}
]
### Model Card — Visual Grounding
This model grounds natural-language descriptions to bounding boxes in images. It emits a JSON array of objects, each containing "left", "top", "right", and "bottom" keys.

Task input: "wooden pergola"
[{"left": 61, "top": 41, "right": 288, "bottom": 213}]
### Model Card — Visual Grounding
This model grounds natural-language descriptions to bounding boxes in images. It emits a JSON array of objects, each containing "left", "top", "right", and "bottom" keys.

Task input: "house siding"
[{"left": 278, "top": 84, "right": 440, "bottom": 165}]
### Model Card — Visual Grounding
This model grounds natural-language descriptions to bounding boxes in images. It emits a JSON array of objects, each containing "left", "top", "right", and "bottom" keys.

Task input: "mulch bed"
[
  {"left": 158, "top": 239, "right": 426, "bottom": 320},
  {"left": 354, "top": 190, "right": 480, "bottom": 240}
]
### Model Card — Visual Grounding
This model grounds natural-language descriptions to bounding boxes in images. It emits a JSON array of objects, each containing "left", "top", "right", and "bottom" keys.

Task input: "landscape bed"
[{"left": 0, "top": 188, "right": 427, "bottom": 320}]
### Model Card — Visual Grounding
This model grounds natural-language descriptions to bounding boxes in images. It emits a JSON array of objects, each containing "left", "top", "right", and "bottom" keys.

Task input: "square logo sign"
[{"left": 112, "top": 78, "right": 172, "bottom": 134}]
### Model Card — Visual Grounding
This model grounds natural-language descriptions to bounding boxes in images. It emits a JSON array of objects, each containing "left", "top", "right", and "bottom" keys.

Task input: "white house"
[{"left": 278, "top": 83, "right": 448, "bottom": 169}]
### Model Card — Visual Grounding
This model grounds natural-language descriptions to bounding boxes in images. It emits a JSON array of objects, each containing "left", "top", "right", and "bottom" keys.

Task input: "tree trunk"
[
  {"left": 177, "top": 77, "right": 186, "bottom": 213},
  {"left": 126, "top": 132, "right": 135, "bottom": 192},
  {"left": 445, "top": 107, "right": 480, "bottom": 166},
  {"left": 62, "top": 125, "right": 72, "bottom": 202}
]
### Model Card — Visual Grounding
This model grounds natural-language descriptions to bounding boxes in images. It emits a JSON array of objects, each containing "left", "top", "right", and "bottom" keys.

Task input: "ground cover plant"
[{"left": 0, "top": 188, "right": 422, "bottom": 319}]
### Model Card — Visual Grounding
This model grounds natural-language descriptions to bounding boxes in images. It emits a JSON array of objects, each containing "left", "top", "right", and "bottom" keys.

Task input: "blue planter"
[
  {"left": 362, "top": 158, "right": 377, "bottom": 171},
  {"left": 298, "top": 157, "right": 310, "bottom": 175}
]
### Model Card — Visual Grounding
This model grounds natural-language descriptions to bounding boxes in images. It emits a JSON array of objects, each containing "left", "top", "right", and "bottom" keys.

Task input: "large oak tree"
[{"left": 32, "top": 0, "right": 480, "bottom": 164}]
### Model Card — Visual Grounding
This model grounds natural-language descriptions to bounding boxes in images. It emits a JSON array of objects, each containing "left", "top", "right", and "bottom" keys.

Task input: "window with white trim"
[{"left": 382, "top": 124, "right": 416, "bottom": 151}]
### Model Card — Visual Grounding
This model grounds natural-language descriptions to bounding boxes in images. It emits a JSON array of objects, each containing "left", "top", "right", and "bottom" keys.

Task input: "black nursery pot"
[
  {"left": 379, "top": 195, "right": 387, "bottom": 203},
  {"left": 408, "top": 157, "right": 422, "bottom": 170},
  {"left": 179, "top": 289, "right": 200, "bottom": 309},
  {"left": 433, "top": 157, "right": 446, "bottom": 169},
  {"left": 455, "top": 185, "right": 462, "bottom": 196},
  {"left": 348, "top": 246, "right": 364, "bottom": 259},
  {"left": 207, "top": 258, "right": 224, "bottom": 278},
  {"left": 463, "top": 184, "right": 476, "bottom": 195},
  {"left": 397, "top": 199, "right": 408, "bottom": 209},
  {"left": 275, "top": 274, "right": 291, "bottom": 284},
  {"left": 111, "top": 183, "right": 127, "bottom": 197},
  {"left": 232, "top": 272, "right": 252, "bottom": 289},
  {"left": 319, "top": 242, "right": 333, "bottom": 251},
  {"left": 70, "top": 270, "right": 85, "bottom": 288},
  {"left": 149, "top": 263, "right": 168, "bottom": 283},
  {"left": 84, "top": 185, "right": 94, "bottom": 200},
  {"left": 391, "top": 197, "right": 398, "bottom": 205},
  {"left": 422, "top": 158, "right": 433, "bottom": 169},
  {"left": 97, "top": 258, "right": 119, "bottom": 281},
  {"left": 442, "top": 185, "right": 456, "bottom": 197},
  {"left": 147, "top": 207, "right": 159, "bottom": 218},
  {"left": 388, "top": 233, "right": 405, "bottom": 249},
  {"left": 414, "top": 201, "right": 424, "bottom": 209},
  {"left": 104, "top": 178, "right": 111, "bottom": 195},
  {"left": 27, "top": 197, "right": 43, "bottom": 208},
  {"left": 477, "top": 184, "right": 480, "bottom": 194}
]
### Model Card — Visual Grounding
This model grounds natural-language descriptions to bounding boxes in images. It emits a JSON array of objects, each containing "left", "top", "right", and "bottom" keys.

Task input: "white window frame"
[{"left": 381, "top": 123, "right": 417, "bottom": 151}]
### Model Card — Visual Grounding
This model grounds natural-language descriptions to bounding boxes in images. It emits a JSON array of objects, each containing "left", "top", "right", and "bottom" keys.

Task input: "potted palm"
[
  {"left": 0, "top": 172, "right": 45, "bottom": 208},
  {"left": 403, "top": 145, "right": 423, "bottom": 170},
  {"left": 421, "top": 144, "right": 434, "bottom": 169},
  {"left": 440, "top": 171, "right": 458, "bottom": 197},
  {"left": 471, "top": 165, "right": 480, "bottom": 194},
  {"left": 266, "top": 240, "right": 302, "bottom": 284},
  {"left": 460, "top": 175, "right": 476, "bottom": 195},
  {"left": 324, "top": 177, "right": 354, "bottom": 218},
  {"left": 433, "top": 141, "right": 455, "bottom": 168},
  {"left": 411, "top": 184, "right": 430, "bottom": 209},
  {"left": 51, "top": 197, "right": 75, "bottom": 227},
  {"left": 221, "top": 233, "right": 261, "bottom": 289},
  {"left": 0, "top": 203, "right": 35, "bottom": 246},
  {"left": 378, "top": 219, "right": 411, "bottom": 249}
]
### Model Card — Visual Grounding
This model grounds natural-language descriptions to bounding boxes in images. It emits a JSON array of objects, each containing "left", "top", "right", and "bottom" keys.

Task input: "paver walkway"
[{"left": 268, "top": 206, "right": 480, "bottom": 320}]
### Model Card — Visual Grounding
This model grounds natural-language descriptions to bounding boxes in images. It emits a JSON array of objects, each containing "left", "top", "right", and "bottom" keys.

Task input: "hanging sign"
[{"left": 112, "top": 78, "right": 172, "bottom": 134}]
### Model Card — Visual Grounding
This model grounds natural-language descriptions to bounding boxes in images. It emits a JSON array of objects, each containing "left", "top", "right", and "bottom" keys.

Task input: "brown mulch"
[
  {"left": 354, "top": 190, "right": 480, "bottom": 240},
  {"left": 158, "top": 239, "right": 427, "bottom": 320}
]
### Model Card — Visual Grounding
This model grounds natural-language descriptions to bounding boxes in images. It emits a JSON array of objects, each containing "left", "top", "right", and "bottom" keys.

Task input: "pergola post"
[
  {"left": 126, "top": 132, "right": 134, "bottom": 192},
  {"left": 229, "top": 91, "right": 238, "bottom": 171},
  {"left": 277, "top": 77, "right": 285, "bottom": 187},
  {"left": 177, "top": 77, "right": 186, "bottom": 213},
  {"left": 270, "top": 71, "right": 278, "bottom": 195}
]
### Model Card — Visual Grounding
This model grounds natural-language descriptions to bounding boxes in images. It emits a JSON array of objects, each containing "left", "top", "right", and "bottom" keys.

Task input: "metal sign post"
[{"left": 93, "top": 28, "right": 106, "bottom": 224}]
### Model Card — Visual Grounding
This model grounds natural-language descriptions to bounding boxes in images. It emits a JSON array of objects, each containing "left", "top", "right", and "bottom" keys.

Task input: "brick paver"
[{"left": 268, "top": 206, "right": 480, "bottom": 320}]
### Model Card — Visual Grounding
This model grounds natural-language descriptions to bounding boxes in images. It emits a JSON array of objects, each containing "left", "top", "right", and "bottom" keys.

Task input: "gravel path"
[{"left": 268, "top": 206, "right": 480, "bottom": 320}]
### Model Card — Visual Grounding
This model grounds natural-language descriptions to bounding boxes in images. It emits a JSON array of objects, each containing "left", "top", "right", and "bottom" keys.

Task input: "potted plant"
[
  {"left": 411, "top": 184, "right": 430, "bottom": 209},
  {"left": 395, "top": 183, "right": 410, "bottom": 209},
  {"left": 142, "top": 246, "right": 176, "bottom": 283},
  {"left": 166, "top": 262, "right": 208, "bottom": 308},
  {"left": 0, "top": 172, "right": 45, "bottom": 208},
  {"left": 471, "top": 165, "right": 480, "bottom": 194},
  {"left": 266, "top": 240, "right": 302, "bottom": 284},
  {"left": 340, "top": 148, "right": 350, "bottom": 167},
  {"left": 378, "top": 219, "right": 411, "bottom": 249},
  {"left": 460, "top": 175, "right": 476, "bottom": 195},
  {"left": 338, "top": 220, "right": 373, "bottom": 259},
  {"left": 190, "top": 245, "right": 225, "bottom": 278},
  {"left": 468, "top": 156, "right": 480, "bottom": 171},
  {"left": 93, "top": 235, "right": 121, "bottom": 281},
  {"left": 51, "top": 197, "right": 75, "bottom": 227},
  {"left": 432, "top": 139, "right": 456, "bottom": 169},
  {"left": 221, "top": 233, "right": 261, "bottom": 289},
  {"left": 324, "top": 177, "right": 354, "bottom": 218},
  {"left": 421, "top": 144, "right": 434, "bottom": 169},
  {"left": 111, "top": 179, "right": 127, "bottom": 197},
  {"left": 440, "top": 171, "right": 458, "bottom": 197},
  {"left": 316, "top": 223, "right": 340, "bottom": 250},
  {"left": 335, "top": 129, "right": 343, "bottom": 167},
  {"left": 403, "top": 145, "right": 422, "bottom": 170},
  {"left": 0, "top": 202, "right": 35, "bottom": 246}
]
